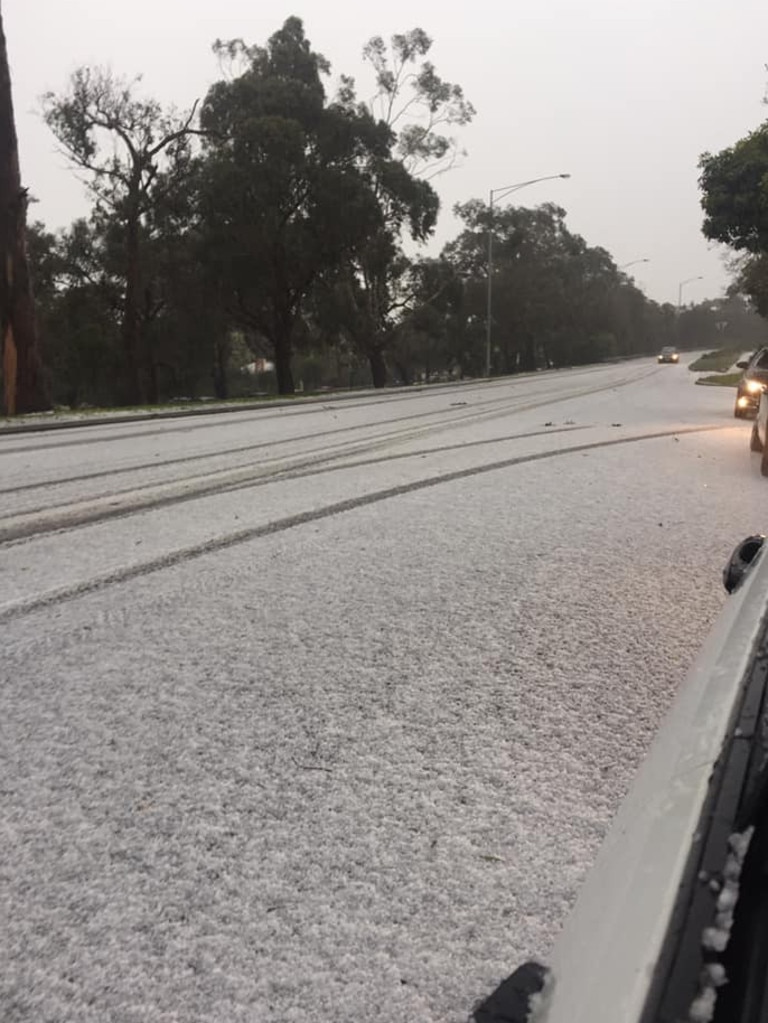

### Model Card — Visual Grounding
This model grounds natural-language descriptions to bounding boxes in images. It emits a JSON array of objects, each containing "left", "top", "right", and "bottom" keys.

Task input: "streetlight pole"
[
  {"left": 619, "top": 258, "right": 650, "bottom": 270},
  {"left": 485, "top": 173, "right": 571, "bottom": 378},
  {"left": 677, "top": 275, "right": 703, "bottom": 312},
  {"left": 676, "top": 275, "right": 703, "bottom": 347}
]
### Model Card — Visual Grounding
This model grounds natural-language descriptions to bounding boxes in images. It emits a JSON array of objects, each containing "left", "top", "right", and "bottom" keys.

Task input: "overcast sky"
[{"left": 6, "top": 0, "right": 768, "bottom": 306}]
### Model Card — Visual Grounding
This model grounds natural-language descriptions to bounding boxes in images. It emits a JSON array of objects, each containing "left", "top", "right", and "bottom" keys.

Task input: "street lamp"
[
  {"left": 485, "top": 173, "right": 571, "bottom": 378},
  {"left": 619, "top": 258, "right": 650, "bottom": 270},
  {"left": 677, "top": 275, "right": 703, "bottom": 311}
]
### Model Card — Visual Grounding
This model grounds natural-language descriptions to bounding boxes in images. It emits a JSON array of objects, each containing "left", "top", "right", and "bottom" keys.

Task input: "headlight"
[
  {"left": 738, "top": 396, "right": 750, "bottom": 408},
  {"left": 746, "top": 379, "right": 764, "bottom": 394}
]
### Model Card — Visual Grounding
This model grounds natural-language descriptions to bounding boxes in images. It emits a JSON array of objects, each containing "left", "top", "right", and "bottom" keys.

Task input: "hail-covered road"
[{"left": 1, "top": 358, "right": 765, "bottom": 1022}]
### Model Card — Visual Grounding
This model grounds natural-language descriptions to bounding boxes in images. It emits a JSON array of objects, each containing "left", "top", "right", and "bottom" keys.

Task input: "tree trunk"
[
  {"left": 0, "top": 7, "right": 50, "bottom": 416},
  {"left": 369, "top": 347, "right": 387, "bottom": 388},
  {"left": 273, "top": 336, "right": 294, "bottom": 394},
  {"left": 212, "top": 338, "right": 229, "bottom": 400},
  {"left": 146, "top": 358, "right": 159, "bottom": 405},
  {"left": 519, "top": 336, "right": 537, "bottom": 373},
  {"left": 392, "top": 359, "right": 411, "bottom": 385},
  {"left": 121, "top": 197, "right": 143, "bottom": 405}
]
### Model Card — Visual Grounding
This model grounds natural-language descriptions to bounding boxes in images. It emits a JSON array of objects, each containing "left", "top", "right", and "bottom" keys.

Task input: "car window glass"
[{"left": 756, "top": 352, "right": 768, "bottom": 369}]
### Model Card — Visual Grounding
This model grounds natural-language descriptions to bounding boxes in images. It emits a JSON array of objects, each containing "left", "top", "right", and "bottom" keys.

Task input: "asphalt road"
[{"left": 2, "top": 359, "right": 767, "bottom": 1022}]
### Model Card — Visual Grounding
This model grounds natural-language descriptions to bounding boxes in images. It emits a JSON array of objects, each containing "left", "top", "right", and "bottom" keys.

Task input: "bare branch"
[{"left": 147, "top": 99, "right": 200, "bottom": 158}]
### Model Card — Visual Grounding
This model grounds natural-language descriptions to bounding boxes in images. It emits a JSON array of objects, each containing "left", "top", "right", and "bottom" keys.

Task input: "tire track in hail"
[
  {"left": 0, "top": 369, "right": 654, "bottom": 538},
  {"left": 0, "top": 378, "right": 564, "bottom": 456},
  {"left": 0, "top": 423, "right": 729, "bottom": 623},
  {"left": 0, "top": 362, "right": 651, "bottom": 449},
  {"left": 1, "top": 424, "right": 591, "bottom": 546},
  {"left": 0, "top": 377, "right": 515, "bottom": 442},
  {"left": 0, "top": 383, "right": 568, "bottom": 496},
  {"left": 0, "top": 365, "right": 656, "bottom": 465}
]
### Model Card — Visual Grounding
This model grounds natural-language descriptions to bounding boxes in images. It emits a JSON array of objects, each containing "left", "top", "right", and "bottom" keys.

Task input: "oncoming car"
[
  {"left": 657, "top": 346, "right": 679, "bottom": 363},
  {"left": 735, "top": 348, "right": 768, "bottom": 418}
]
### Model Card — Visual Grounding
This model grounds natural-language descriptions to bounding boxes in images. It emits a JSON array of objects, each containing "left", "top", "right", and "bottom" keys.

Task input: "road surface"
[{"left": 1, "top": 359, "right": 766, "bottom": 1022}]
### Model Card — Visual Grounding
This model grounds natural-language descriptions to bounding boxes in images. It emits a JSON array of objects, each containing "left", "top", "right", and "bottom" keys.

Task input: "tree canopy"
[
  {"left": 700, "top": 120, "right": 768, "bottom": 318},
  {"left": 700, "top": 124, "right": 768, "bottom": 254},
  {"left": 15, "top": 15, "right": 745, "bottom": 413},
  {"left": 42, "top": 68, "right": 200, "bottom": 403},
  {"left": 197, "top": 18, "right": 394, "bottom": 394}
]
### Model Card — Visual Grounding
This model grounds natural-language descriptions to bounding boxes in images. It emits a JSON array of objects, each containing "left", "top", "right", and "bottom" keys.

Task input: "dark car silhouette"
[
  {"left": 735, "top": 348, "right": 768, "bottom": 418},
  {"left": 657, "top": 346, "right": 680, "bottom": 363}
]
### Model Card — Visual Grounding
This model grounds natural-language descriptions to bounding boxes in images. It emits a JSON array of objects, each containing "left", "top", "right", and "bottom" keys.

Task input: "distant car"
[
  {"left": 735, "top": 348, "right": 768, "bottom": 418},
  {"left": 657, "top": 346, "right": 680, "bottom": 363}
]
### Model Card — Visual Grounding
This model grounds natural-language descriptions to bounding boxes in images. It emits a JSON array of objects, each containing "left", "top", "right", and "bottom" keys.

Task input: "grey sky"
[{"left": 7, "top": 0, "right": 768, "bottom": 306}]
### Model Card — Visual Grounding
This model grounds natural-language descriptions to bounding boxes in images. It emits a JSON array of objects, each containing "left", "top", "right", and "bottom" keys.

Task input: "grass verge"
[
  {"left": 695, "top": 373, "right": 741, "bottom": 387},
  {"left": 688, "top": 348, "right": 744, "bottom": 373}
]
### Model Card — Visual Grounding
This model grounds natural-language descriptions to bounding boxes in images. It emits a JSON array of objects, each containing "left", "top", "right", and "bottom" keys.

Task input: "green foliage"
[
  {"left": 199, "top": 18, "right": 394, "bottom": 394},
  {"left": 27, "top": 220, "right": 121, "bottom": 406},
  {"left": 727, "top": 252, "right": 768, "bottom": 318},
  {"left": 699, "top": 122, "right": 768, "bottom": 324},
  {"left": 678, "top": 296, "right": 766, "bottom": 352},
  {"left": 443, "top": 200, "right": 668, "bottom": 373},
  {"left": 700, "top": 124, "right": 768, "bottom": 254},
  {"left": 310, "top": 27, "right": 467, "bottom": 387},
  {"left": 41, "top": 68, "right": 200, "bottom": 404},
  {"left": 362, "top": 28, "right": 475, "bottom": 178},
  {"left": 31, "top": 17, "right": 708, "bottom": 409}
]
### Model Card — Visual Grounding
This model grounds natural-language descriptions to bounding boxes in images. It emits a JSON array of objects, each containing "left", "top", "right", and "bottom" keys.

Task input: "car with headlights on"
[
  {"left": 657, "top": 346, "right": 680, "bottom": 363},
  {"left": 735, "top": 348, "right": 768, "bottom": 418}
]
